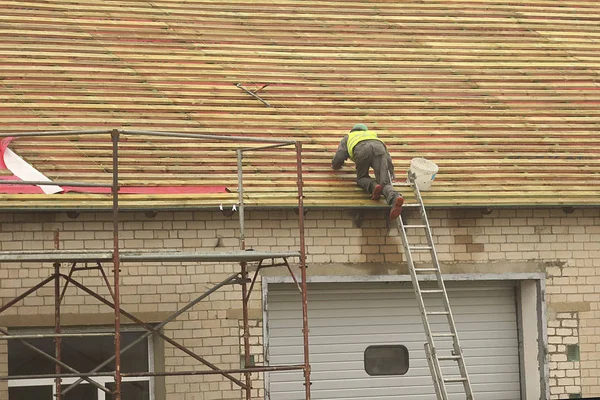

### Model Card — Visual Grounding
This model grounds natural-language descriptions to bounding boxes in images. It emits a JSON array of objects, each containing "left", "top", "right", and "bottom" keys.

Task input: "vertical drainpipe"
[
  {"left": 295, "top": 142, "right": 311, "bottom": 400},
  {"left": 111, "top": 129, "right": 122, "bottom": 400},
  {"left": 237, "top": 149, "right": 252, "bottom": 399}
]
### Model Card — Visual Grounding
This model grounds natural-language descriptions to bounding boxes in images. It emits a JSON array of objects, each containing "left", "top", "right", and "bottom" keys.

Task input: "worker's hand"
[{"left": 331, "top": 162, "right": 343, "bottom": 170}]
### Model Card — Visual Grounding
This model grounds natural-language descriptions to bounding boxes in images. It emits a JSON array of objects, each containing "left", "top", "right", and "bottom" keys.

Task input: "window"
[
  {"left": 364, "top": 345, "right": 409, "bottom": 376},
  {"left": 8, "top": 327, "right": 154, "bottom": 400}
]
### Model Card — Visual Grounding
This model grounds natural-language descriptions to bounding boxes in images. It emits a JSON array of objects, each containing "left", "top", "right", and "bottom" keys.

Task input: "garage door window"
[{"left": 364, "top": 345, "right": 409, "bottom": 376}]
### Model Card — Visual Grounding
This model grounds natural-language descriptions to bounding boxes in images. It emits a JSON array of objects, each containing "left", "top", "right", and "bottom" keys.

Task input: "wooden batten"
[{"left": 0, "top": 0, "right": 599, "bottom": 209}]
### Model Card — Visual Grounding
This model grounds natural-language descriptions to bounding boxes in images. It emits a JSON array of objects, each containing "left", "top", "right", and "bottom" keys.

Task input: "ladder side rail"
[
  {"left": 425, "top": 342, "right": 444, "bottom": 400},
  {"left": 413, "top": 182, "right": 460, "bottom": 337},
  {"left": 412, "top": 182, "right": 476, "bottom": 400},
  {"left": 397, "top": 200, "right": 449, "bottom": 400}
]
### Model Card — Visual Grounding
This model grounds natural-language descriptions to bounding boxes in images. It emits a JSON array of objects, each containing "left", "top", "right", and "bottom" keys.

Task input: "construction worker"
[{"left": 331, "top": 124, "right": 404, "bottom": 219}]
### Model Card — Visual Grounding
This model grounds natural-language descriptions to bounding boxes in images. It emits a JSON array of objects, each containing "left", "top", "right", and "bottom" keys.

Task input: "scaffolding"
[{"left": 0, "top": 129, "right": 312, "bottom": 400}]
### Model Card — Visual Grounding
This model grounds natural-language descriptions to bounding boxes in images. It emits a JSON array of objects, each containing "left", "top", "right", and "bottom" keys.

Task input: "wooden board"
[{"left": 0, "top": 0, "right": 599, "bottom": 209}]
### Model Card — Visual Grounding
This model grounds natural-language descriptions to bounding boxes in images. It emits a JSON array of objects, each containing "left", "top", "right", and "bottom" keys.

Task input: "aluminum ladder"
[{"left": 394, "top": 173, "right": 475, "bottom": 400}]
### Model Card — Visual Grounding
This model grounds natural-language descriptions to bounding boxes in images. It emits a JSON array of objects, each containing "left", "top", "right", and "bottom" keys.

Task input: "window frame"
[{"left": 7, "top": 326, "right": 155, "bottom": 400}]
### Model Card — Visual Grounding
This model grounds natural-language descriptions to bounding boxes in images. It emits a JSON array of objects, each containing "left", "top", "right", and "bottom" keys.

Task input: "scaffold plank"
[{"left": 0, "top": 250, "right": 300, "bottom": 263}]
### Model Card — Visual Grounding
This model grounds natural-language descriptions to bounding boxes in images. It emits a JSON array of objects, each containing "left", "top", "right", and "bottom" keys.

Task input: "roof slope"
[{"left": 1, "top": 0, "right": 599, "bottom": 210}]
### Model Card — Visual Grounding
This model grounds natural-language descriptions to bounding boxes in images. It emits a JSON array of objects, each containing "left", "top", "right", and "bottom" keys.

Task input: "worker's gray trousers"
[{"left": 353, "top": 140, "right": 400, "bottom": 205}]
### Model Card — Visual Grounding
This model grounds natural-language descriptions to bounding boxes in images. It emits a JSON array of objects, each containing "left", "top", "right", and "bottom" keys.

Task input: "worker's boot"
[
  {"left": 370, "top": 184, "right": 383, "bottom": 200},
  {"left": 389, "top": 195, "right": 404, "bottom": 220}
]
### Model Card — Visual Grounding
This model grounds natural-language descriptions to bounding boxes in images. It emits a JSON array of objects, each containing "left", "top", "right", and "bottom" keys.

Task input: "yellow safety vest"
[{"left": 347, "top": 130, "right": 381, "bottom": 160}]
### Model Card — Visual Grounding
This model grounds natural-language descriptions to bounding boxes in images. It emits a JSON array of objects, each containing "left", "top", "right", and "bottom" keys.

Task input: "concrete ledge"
[
  {"left": 549, "top": 302, "right": 591, "bottom": 313},
  {"left": 0, "top": 311, "right": 172, "bottom": 327},
  {"left": 226, "top": 308, "right": 263, "bottom": 321},
  {"left": 260, "top": 261, "right": 543, "bottom": 278}
]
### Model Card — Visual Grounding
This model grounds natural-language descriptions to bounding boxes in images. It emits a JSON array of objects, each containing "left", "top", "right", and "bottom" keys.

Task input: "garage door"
[{"left": 265, "top": 281, "right": 520, "bottom": 400}]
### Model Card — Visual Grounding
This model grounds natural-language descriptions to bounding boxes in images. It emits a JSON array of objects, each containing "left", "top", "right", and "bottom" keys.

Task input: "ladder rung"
[
  {"left": 444, "top": 377, "right": 467, "bottom": 383},
  {"left": 438, "top": 355, "right": 462, "bottom": 361},
  {"left": 432, "top": 333, "right": 456, "bottom": 337},
  {"left": 404, "top": 224, "right": 427, "bottom": 228},
  {"left": 421, "top": 289, "right": 444, "bottom": 294},
  {"left": 409, "top": 246, "right": 433, "bottom": 251},
  {"left": 414, "top": 268, "right": 438, "bottom": 273},
  {"left": 426, "top": 311, "right": 450, "bottom": 315},
  {"left": 403, "top": 203, "right": 421, "bottom": 208}
]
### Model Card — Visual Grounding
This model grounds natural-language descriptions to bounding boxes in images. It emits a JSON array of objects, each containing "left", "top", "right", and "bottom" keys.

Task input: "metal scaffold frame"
[{"left": 0, "top": 129, "right": 312, "bottom": 400}]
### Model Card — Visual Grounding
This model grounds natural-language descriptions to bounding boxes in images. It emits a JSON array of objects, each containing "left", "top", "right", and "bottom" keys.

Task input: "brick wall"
[
  {"left": 0, "top": 207, "right": 599, "bottom": 399},
  {"left": 549, "top": 312, "right": 581, "bottom": 398}
]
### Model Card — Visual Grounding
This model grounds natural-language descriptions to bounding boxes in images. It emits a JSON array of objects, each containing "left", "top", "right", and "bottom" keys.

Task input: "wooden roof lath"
[{"left": 0, "top": 0, "right": 599, "bottom": 210}]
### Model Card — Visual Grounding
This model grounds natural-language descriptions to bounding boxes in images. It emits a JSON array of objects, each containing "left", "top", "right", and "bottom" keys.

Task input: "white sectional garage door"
[{"left": 265, "top": 281, "right": 521, "bottom": 400}]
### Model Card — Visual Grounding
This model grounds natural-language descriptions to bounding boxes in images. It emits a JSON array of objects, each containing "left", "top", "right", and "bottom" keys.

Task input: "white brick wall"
[
  {"left": 0, "top": 207, "right": 599, "bottom": 398},
  {"left": 548, "top": 312, "right": 582, "bottom": 398}
]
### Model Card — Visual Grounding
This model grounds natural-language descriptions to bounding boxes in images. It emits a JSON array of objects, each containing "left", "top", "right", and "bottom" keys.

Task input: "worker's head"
[{"left": 350, "top": 123, "right": 368, "bottom": 133}]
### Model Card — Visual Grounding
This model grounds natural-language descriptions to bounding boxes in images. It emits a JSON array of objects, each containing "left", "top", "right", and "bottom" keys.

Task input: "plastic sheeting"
[{"left": 0, "top": 138, "right": 228, "bottom": 195}]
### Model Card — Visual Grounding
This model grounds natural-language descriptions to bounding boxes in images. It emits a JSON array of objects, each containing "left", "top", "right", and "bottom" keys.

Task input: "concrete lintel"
[
  {"left": 548, "top": 301, "right": 591, "bottom": 313},
  {"left": 261, "top": 261, "right": 543, "bottom": 280},
  {"left": 0, "top": 311, "right": 172, "bottom": 328},
  {"left": 263, "top": 271, "right": 545, "bottom": 285},
  {"left": 226, "top": 308, "right": 263, "bottom": 321}
]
